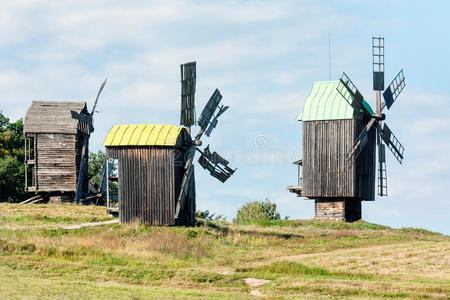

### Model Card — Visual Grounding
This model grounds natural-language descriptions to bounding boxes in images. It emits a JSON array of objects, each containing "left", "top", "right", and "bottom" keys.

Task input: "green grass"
[{"left": 0, "top": 203, "right": 448, "bottom": 299}]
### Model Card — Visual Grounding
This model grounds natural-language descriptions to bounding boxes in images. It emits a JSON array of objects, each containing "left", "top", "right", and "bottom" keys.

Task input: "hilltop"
[{"left": 0, "top": 203, "right": 448, "bottom": 299}]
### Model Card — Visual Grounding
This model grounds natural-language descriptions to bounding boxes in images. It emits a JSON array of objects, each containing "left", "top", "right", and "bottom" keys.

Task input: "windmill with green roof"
[
  {"left": 288, "top": 37, "right": 406, "bottom": 221},
  {"left": 103, "top": 62, "right": 235, "bottom": 226}
]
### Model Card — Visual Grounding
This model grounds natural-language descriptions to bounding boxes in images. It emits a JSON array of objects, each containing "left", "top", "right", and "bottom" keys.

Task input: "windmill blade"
[
  {"left": 180, "top": 62, "right": 197, "bottom": 127},
  {"left": 382, "top": 69, "right": 405, "bottom": 110},
  {"left": 377, "top": 142, "right": 388, "bottom": 196},
  {"left": 346, "top": 118, "right": 377, "bottom": 161},
  {"left": 197, "top": 146, "right": 235, "bottom": 183},
  {"left": 336, "top": 72, "right": 372, "bottom": 117},
  {"left": 197, "top": 89, "right": 222, "bottom": 130},
  {"left": 195, "top": 89, "right": 224, "bottom": 140},
  {"left": 380, "top": 123, "right": 404, "bottom": 164},
  {"left": 205, "top": 116, "right": 218, "bottom": 137},
  {"left": 372, "top": 36, "right": 385, "bottom": 91},
  {"left": 91, "top": 78, "right": 107, "bottom": 117}
]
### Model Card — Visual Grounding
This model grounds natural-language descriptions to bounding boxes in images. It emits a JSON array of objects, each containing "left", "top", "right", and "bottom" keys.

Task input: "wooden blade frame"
[
  {"left": 197, "top": 146, "right": 235, "bottom": 183},
  {"left": 180, "top": 62, "right": 197, "bottom": 128},
  {"left": 346, "top": 118, "right": 377, "bottom": 161},
  {"left": 195, "top": 89, "right": 223, "bottom": 141},
  {"left": 377, "top": 142, "right": 388, "bottom": 196},
  {"left": 382, "top": 69, "right": 405, "bottom": 110},
  {"left": 336, "top": 73, "right": 372, "bottom": 117},
  {"left": 380, "top": 123, "right": 404, "bottom": 164},
  {"left": 73, "top": 79, "right": 107, "bottom": 203}
]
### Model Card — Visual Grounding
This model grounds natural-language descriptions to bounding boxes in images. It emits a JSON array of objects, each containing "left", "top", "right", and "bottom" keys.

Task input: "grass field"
[{"left": 0, "top": 203, "right": 449, "bottom": 299}]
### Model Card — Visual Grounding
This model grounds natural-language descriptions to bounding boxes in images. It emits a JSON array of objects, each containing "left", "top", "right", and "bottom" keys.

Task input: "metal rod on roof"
[{"left": 329, "top": 32, "right": 331, "bottom": 80}]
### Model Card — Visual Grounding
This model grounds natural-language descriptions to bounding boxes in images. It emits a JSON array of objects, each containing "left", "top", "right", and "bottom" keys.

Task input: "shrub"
[
  {"left": 234, "top": 198, "right": 280, "bottom": 223},
  {"left": 195, "top": 210, "right": 226, "bottom": 222}
]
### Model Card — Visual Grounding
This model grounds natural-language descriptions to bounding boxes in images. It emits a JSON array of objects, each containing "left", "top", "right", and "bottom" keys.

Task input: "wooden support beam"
[{"left": 175, "top": 147, "right": 196, "bottom": 220}]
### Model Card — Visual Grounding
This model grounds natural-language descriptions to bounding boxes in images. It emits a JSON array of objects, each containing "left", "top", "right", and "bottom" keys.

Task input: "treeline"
[{"left": 0, "top": 111, "right": 27, "bottom": 202}]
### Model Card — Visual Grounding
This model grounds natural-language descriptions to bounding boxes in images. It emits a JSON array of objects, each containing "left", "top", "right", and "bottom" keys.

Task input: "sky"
[{"left": 1, "top": 0, "right": 449, "bottom": 234}]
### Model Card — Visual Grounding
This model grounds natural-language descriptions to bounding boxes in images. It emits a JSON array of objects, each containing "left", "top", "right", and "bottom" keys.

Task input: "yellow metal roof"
[{"left": 103, "top": 124, "right": 186, "bottom": 147}]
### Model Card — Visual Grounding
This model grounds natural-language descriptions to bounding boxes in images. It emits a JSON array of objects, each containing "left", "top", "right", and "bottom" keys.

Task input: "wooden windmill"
[
  {"left": 103, "top": 62, "right": 235, "bottom": 226},
  {"left": 288, "top": 37, "right": 406, "bottom": 221},
  {"left": 22, "top": 79, "right": 107, "bottom": 204}
]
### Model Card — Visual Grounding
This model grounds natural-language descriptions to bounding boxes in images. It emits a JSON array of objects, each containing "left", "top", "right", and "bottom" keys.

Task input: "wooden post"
[
  {"left": 106, "top": 153, "right": 110, "bottom": 209},
  {"left": 75, "top": 134, "right": 88, "bottom": 204},
  {"left": 24, "top": 136, "right": 27, "bottom": 191}
]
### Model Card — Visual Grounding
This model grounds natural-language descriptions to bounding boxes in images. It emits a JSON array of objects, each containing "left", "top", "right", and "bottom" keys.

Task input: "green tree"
[
  {"left": 234, "top": 198, "right": 281, "bottom": 223},
  {"left": 88, "top": 150, "right": 117, "bottom": 190},
  {"left": 0, "top": 156, "right": 25, "bottom": 202},
  {"left": 88, "top": 150, "right": 107, "bottom": 185},
  {"left": 0, "top": 111, "right": 26, "bottom": 202}
]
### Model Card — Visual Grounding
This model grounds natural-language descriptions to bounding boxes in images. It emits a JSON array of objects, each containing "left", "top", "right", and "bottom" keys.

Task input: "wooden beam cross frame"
[
  {"left": 71, "top": 111, "right": 94, "bottom": 204},
  {"left": 174, "top": 147, "right": 196, "bottom": 220}
]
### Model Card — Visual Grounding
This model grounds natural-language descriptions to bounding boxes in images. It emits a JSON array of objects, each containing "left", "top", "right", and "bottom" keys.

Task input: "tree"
[
  {"left": 88, "top": 150, "right": 117, "bottom": 190},
  {"left": 88, "top": 150, "right": 107, "bottom": 185},
  {"left": 234, "top": 198, "right": 281, "bottom": 223},
  {"left": 0, "top": 111, "right": 26, "bottom": 202}
]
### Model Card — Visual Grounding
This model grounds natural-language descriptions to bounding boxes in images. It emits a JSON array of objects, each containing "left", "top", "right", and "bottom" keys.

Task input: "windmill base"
[{"left": 314, "top": 198, "right": 361, "bottom": 222}]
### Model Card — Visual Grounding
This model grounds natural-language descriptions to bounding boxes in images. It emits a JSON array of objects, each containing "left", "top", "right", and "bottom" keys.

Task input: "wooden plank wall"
[
  {"left": 108, "top": 147, "right": 194, "bottom": 226},
  {"left": 303, "top": 120, "right": 355, "bottom": 198},
  {"left": 36, "top": 133, "right": 77, "bottom": 192},
  {"left": 302, "top": 119, "right": 376, "bottom": 200}
]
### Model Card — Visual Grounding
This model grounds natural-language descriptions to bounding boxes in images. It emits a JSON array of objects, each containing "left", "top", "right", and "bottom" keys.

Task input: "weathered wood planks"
[
  {"left": 24, "top": 101, "right": 90, "bottom": 199},
  {"left": 107, "top": 146, "right": 195, "bottom": 226},
  {"left": 302, "top": 119, "right": 376, "bottom": 200}
]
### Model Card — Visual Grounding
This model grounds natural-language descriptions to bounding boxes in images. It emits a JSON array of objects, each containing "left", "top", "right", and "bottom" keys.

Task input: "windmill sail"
[
  {"left": 197, "top": 145, "right": 235, "bottom": 183},
  {"left": 336, "top": 72, "right": 372, "bottom": 117},
  {"left": 72, "top": 79, "right": 107, "bottom": 203},
  {"left": 380, "top": 123, "right": 404, "bottom": 164},
  {"left": 383, "top": 69, "right": 405, "bottom": 110},
  {"left": 197, "top": 89, "right": 222, "bottom": 130},
  {"left": 372, "top": 36, "right": 385, "bottom": 91},
  {"left": 377, "top": 142, "right": 387, "bottom": 196},
  {"left": 347, "top": 118, "right": 377, "bottom": 160},
  {"left": 180, "top": 62, "right": 197, "bottom": 127}
]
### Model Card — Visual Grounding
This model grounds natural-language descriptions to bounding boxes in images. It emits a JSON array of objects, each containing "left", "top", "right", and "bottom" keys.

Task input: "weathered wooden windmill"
[
  {"left": 103, "top": 62, "right": 235, "bottom": 226},
  {"left": 22, "top": 80, "right": 107, "bottom": 204},
  {"left": 288, "top": 37, "right": 406, "bottom": 221}
]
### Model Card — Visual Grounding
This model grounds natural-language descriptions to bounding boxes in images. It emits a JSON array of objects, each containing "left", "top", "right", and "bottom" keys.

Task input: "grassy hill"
[{"left": 0, "top": 203, "right": 448, "bottom": 299}]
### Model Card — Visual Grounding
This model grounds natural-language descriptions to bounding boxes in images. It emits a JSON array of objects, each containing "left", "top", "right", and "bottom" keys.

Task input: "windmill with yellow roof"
[{"left": 103, "top": 62, "right": 235, "bottom": 226}]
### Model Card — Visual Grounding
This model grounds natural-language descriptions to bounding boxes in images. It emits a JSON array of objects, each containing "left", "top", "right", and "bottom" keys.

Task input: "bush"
[
  {"left": 234, "top": 198, "right": 280, "bottom": 223},
  {"left": 195, "top": 210, "right": 226, "bottom": 222},
  {"left": 0, "top": 111, "right": 26, "bottom": 202},
  {"left": 0, "top": 156, "right": 26, "bottom": 202}
]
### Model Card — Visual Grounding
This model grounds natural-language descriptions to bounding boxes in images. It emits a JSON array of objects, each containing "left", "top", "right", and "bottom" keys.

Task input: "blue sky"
[{"left": 1, "top": 0, "right": 449, "bottom": 234}]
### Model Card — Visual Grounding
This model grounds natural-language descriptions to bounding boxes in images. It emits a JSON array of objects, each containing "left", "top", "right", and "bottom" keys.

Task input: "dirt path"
[{"left": 56, "top": 219, "right": 119, "bottom": 230}]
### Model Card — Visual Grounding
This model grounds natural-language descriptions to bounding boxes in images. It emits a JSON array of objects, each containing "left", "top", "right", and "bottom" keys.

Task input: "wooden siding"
[
  {"left": 107, "top": 147, "right": 195, "bottom": 226},
  {"left": 302, "top": 119, "right": 375, "bottom": 200},
  {"left": 35, "top": 133, "right": 78, "bottom": 192}
]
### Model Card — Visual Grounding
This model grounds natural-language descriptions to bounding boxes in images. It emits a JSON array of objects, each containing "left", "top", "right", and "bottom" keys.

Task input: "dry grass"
[{"left": 0, "top": 203, "right": 448, "bottom": 299}]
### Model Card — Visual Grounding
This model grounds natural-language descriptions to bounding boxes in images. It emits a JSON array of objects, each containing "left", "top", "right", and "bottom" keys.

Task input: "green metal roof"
[
  {"left": 103, "top": 124, "right": 187, "bottom": 147},
  {"left": 297, "top": 81, "right": 373, "bottom": 121}
]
